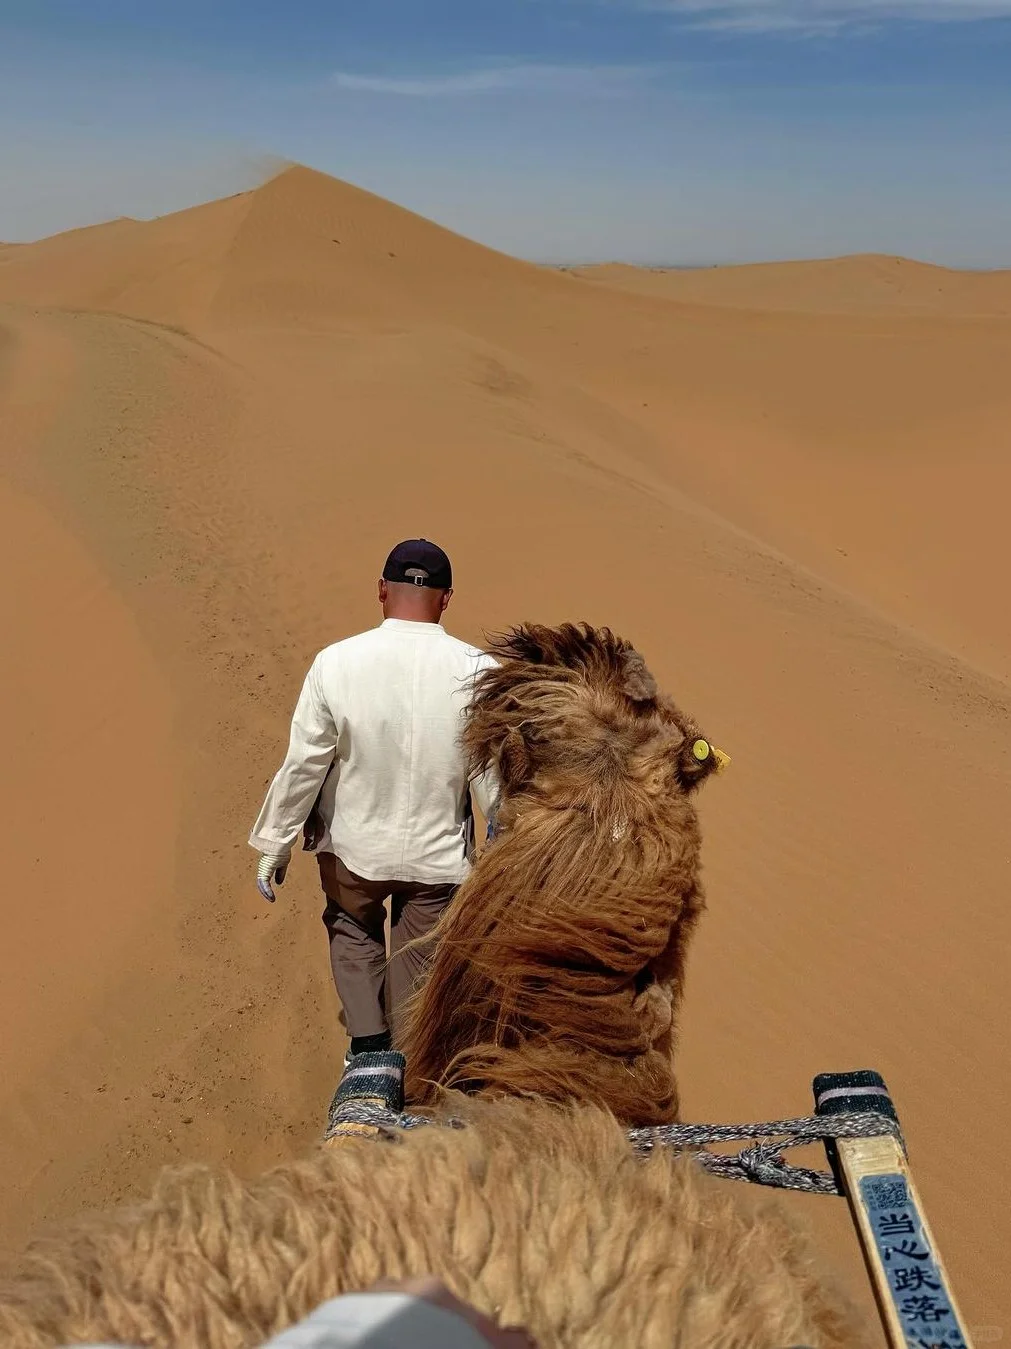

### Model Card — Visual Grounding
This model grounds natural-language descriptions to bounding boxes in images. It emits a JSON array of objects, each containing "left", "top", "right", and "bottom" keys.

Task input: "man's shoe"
[{"left": 343, "top": 1033, "right": 392, "bottom": 1072}]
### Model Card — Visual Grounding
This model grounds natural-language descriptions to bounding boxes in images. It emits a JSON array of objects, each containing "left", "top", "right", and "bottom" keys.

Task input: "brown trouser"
[{"left": 317, "top": 852, "right": 456, "bottom": 1040}]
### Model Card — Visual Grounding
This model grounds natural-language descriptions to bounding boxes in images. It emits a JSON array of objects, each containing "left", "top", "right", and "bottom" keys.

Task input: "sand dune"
[
  {"left": 0, "top": 478, "right": 178, "bottom": 1089},
  {"left": 1, "top": 165, "right": 1009, "bottom": 1339},
  {"left": 569, "top": 253, "right": 1011, "bottom": 316},
  {"left": 10, "top": 167, "right": 1008, "bottom": 675},
  {"left": 0, "top": 170, "right": 538, "bottom": 332}
]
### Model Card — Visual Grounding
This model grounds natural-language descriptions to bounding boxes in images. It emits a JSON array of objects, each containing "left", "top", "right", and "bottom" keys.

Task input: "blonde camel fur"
[
  {"left": 0, "top": 1100, "right": 867, "bottom": 1349},
  {"left": 0, "top": 623, "right": 871, "bottom": 1348}
]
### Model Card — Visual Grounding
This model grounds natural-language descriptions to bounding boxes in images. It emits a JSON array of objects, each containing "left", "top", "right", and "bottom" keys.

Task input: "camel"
[
  {"left": 0, "top": 624, "right": 871, "bottom": 1348},
  {"left": 400, "top": 622, "right": 723, "bottom": 1124}
]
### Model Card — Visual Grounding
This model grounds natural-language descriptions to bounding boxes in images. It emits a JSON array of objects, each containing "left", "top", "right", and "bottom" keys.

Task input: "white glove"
[{"left": 256, "top": 851, "right": 290, "bottom": 904}]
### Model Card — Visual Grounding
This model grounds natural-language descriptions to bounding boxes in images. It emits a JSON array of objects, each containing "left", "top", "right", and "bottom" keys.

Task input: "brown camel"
[{"left": 399, "top": 622, "right": 722, "bottom": 1124}]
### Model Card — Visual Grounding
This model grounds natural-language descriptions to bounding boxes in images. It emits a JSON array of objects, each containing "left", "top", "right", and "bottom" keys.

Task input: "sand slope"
[{"left": 1, "top": 165, "right": 1009, "bottom": 1339}]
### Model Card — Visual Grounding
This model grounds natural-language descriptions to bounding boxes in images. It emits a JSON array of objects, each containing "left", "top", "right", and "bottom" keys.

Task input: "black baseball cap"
[{"left": 382, "top": 538, "right": 453, "bottom": 589}]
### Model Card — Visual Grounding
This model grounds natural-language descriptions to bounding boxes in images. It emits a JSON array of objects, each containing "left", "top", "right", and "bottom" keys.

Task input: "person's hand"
[
  {"left": 369, "top": 1276, "right": 538, "bottom": 1348},
  {"left": 256, "top": 852, "right": 290, "bottom": 904}
]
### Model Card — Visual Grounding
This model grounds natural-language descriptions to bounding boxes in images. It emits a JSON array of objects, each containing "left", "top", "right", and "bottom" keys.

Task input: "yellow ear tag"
[{"left": 693, "top": 738, "right": 731, "bottom": 771}]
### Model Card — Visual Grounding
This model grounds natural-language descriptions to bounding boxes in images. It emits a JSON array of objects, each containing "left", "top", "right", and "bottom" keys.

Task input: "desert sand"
[{"left": 1, "top": 165, "right": 1009, "bottom": 1340}]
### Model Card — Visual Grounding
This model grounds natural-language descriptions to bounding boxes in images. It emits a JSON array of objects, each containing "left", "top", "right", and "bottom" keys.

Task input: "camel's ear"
[
  {"left": 498, "top": 727, "right": 532, "bottom": 790},
  {"left": 621, "top": 649, "right": 659, "bottom": 703}
]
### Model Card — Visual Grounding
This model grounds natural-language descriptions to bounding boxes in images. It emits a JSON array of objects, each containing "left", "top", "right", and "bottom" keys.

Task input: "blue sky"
[{"left": 2, "top": 1, "right": 1011, "bottom": 264}]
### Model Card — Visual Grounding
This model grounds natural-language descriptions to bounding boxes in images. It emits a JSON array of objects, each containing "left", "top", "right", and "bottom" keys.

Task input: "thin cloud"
[
  {"left": 332, "top": 62, "right": 654, "bottom": 97},
  {"left": 592, "top": 0, "right": 1011, "bottom": 34}
]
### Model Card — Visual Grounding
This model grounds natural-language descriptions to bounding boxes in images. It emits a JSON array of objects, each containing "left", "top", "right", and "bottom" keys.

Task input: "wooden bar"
[{"left": 814, "top": 1070, "right": 973, "bottom": 1349}]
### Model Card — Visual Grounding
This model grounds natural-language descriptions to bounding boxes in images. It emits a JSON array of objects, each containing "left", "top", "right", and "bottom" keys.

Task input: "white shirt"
[
  {"left": 67, "top": 1290, "right": 498, "bottom": 1348},
  {"left": 249, "top": 618, "right": 498, "bottom": 884}
]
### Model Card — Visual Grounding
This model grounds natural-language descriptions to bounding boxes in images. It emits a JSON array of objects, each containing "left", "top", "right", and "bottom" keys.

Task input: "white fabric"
[
  {"left": 256, "top": 1293, "right": 495, "bottom": 1347},
  {"left": 249, "top": 619, "right": 499, "bottom": 885},
  {"left": 65, "top": 1290, "right": 494, "bottom": 1348}
]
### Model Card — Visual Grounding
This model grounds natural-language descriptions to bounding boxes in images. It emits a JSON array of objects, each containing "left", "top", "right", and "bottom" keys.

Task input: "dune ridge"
[
  {"left": 568, "top": 253, "right": 1011, "bottom": 317},
  {"left": 0, "top": 164, "right": 1009, "bottom": 1337}
]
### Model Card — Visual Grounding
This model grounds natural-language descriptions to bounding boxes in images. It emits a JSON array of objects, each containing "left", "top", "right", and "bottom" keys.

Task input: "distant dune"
[
  {"left": 568, "top": 253, "right": 1011, "bottom": 316},
  {"left": 0, "top": 164, "right": 1008, "bottom": 1336}
]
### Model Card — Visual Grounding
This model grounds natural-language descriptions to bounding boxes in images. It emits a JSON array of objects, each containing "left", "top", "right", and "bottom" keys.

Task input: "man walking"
[{"left": 249, "top": 539, "right": 498, "bottom": 1060}]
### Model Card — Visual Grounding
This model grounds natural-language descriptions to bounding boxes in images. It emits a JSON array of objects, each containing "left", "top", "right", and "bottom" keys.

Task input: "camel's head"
[
  {"left": 400, "top": 621, "right": 725, "bottom": 1125},
  {"left": 465, "top": 622, "right": 726, "bottom": 834}
]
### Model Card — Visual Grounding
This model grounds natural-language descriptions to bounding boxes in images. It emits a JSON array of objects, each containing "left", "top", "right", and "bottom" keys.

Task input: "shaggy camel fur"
[
  {"left": 400, "top": 622, "right": 720, "bottom": 1124},
  {"left": 0, "top": 623, "right": 871, "bottom": 1347},
  {"left": 0, "top": 1099, "right": 869, "bottom": 1349}
]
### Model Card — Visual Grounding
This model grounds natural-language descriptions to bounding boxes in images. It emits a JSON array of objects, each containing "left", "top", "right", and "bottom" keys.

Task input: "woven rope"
[{"left": 323, "top": 1101, "right": 902, "bottom": 1196}]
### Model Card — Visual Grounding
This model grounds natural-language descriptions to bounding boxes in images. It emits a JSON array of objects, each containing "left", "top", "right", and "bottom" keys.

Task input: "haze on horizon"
[{"left": 2, "top": 0, "right": 1011, "bottom": 267}]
